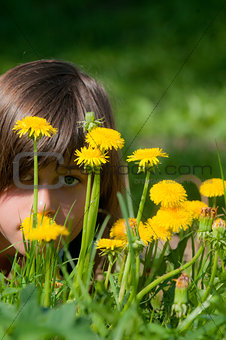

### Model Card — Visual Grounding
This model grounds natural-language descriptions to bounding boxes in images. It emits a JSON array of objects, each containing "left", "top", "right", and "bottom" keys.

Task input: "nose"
[{"left": 37, "top": 188, "right": 56, "bottom": 218}]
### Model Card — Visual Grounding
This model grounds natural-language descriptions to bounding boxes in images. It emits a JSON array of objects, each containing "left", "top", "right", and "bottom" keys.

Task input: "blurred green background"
[{"left": 1, "top": 0, "right": 226, "bottom": 211}]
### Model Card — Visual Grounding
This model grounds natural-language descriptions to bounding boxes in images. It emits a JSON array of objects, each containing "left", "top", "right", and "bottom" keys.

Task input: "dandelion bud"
[
  {"left": 172, "top": 273, "right": 189, "bottom": 318},
  {"left": 82, "top": 111, "right": 104, "bottom": 132},
  {"left": 199, "top": 207, "right": 218, "bottom": 232},
  {"left": 132, "top": 239, "right": 146, "bottom": 252},
  {"left": 212, "top": 218, "right": 225, "bottom": 239}
]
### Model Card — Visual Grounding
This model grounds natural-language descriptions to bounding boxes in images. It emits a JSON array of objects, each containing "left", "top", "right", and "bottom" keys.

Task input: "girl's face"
[{"left": 0, "top": 161, "right": 87, "bottom": 255}]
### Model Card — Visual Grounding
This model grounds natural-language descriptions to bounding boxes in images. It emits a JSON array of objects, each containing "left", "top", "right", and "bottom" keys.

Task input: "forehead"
[{"left": 55, "top": 162, "right": 81, "bottom": 176}]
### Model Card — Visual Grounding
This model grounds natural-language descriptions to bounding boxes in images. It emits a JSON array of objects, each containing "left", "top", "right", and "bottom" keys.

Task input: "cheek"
[
  {"left": 56, "top": 187, "right": 86, "bottom": 241},
  {"left": 0, "top": 192, "right": 33, "bottom": 255},
  {"left": 70, "top": 192, "right": 86, "bottom": 240}
]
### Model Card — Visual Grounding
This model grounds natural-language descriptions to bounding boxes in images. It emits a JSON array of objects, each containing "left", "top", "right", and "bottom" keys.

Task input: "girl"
[{"left": 0, "top": 59, "right": 122, "bottom": 275}]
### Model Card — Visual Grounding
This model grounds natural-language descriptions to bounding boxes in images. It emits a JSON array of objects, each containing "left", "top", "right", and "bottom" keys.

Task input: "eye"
[
  {"left": 20, "top": 173, "right": 34, "bottom": 183},
  {"left": 63, "top": 176, "right": 79, "bottom": 186}
]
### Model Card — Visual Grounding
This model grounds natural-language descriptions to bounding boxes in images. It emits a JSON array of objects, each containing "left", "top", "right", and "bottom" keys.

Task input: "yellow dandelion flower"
[
  {"left": 199, "top": 178, "right": 226, "bottom": 197},
  {"left": 96, "top": 239, "right": 126, "bottom": 253},
  {"left": 12, "top": 116, "right": 57, "bottom": 139},
  {"left": 27, "top": 223, "right": 68, "bottom": 242},
  {"left": 20, "top": 214, "right": 50, "bottom": 234},
  {"left": 110, "top": 218, "right": 150, "bottom": 244},
  {"left": 85, "top": 127, "right": 124, "bottom": 151},
  {"left": 182, "top": 200, "right": 208, "bottom": 220},
  {"left": 138, "top": 223, "right": 153, "bottom": 245},
  {"left": 145, "top": 217, "right": 172, "bottom": 241},
  {"left": 74, "top": 146, "right": 109, "bottom": 167},
  {"left": 155, "top": 207, "right": 192, "bottom": 233},
  {"left": 150, "top": 180, "right": 187, "bottom": 208},
  {"left": 127, "top": 148, "right": 168, "bottom": 170},
  {"left": 110, "top": 218, "right": 128, "bottom": 241},
  {"left": 21, "top": 213, "right": 69, "bottom": 242}
]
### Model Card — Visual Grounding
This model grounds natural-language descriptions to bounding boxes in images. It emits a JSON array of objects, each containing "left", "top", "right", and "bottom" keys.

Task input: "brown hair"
[{"left": 0, "top": 59, "right": 122, "bottom": 230}]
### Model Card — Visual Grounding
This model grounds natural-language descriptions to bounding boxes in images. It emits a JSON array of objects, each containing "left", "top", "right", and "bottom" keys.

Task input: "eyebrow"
[
  {"left": 56, "top": 164, "right": 81, "bottom": 171},
  {"left": 55, "top": 164, "right": 83, "bottom": 176}
]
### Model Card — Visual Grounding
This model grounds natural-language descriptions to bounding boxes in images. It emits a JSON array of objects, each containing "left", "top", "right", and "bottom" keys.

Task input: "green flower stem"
[
  {"left": 83, "top": 170, "right": 101, "bottom": 281},
  {"left": 136, "top": 170, "right": 151, "bottom": 231},
  {"left": 105, "top": 256, "right": 113, "bottom": 290},
  {"left": 70, "top": 172, "right": 91, "bottom": 293},
  {"left": 42, "top": 243, "right": 51, "bottom": 308},
  {"left": 144, "top": 240, "right": 158, "bottom": 286},
  {"left": 77, "top": 172, "right": 92, "bottom": 265},
  {"left": 196, "top": 246, "right": 205, "bottom": 280},
  {"left": 125, "top": 173, "right": 135, "bottom": 218},
  {"left": 70, "top": 170, "right": 100, "bottom": 298},
  {"left": 136, "top": 255, "right": 140, "bottom": 284},
  {"left": 137, "top": 245, "right": 204, "bottom": 302},
  {"left": 119, "top": 252, "right": 131, "bottom": 304},
  {"left": 83, "top": 172, "right": 92, "bottom": 247},
  {"left": 33, "top": 138, "right": 38, "bottom": 228},
  {"left": 73, "top": 170, "right": 100, "bottom": 293},
  {"left": 118, "top": 253, "right": 127, "bottom": 284},
  {"left": 207, "top": 243, "right": 213, "bottom": 281},
  {"left": 86, "top": 171, "right": 100, "bottom": 249},
  {"left": 140, "top": 242, "right": 154, "bottom": 288},
  {"left": 191, "top": 233, "right": 195, "bottom": 281},
  {"left": 201, "top": 250, "right": 218, "bottom": 303},
  {"left": 148, "top": 240, "right": 168, "bottom": 283},
  {"left": 26, "top": 246, "right": 35, "bottom": 280}
]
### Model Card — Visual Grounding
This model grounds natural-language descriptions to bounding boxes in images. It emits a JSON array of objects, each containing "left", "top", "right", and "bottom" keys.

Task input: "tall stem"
[
  {"left": 137, "top": 245, "right": 204, "bottom": 302},
  {"left": 201, "top": 250, "right": 218, "bottom": 303},
  {"left": 86, "top": 171, "right": 100, "bottom": 248},
  {"left": 148, "top": 240, "right": 168, "bottom": 283},
  {"left": 42, "top": 243, "right": 51, "bottom": 308},
  {"left": 191, "top": 233, "right": 195, "bottom": 281},
  {"left": 33, "top": 139, "right": 38, "bottom": 228},
  {"left": 119, "top": 253, "right": 131, "bottom": 304},
  {"left": 140, "top": 242, "right": 154, "bottom": 288},
  {"left": 72, "top": 170, "right": 100, "bottom": 295},
  {"left": 118, "top": 253, "right": 127, "bottom": 284},
  {"left": 136, "top": 170, "right": 150, "bottom": 231},
  {"left": 78, "top": 172, "right": 92, "bottom": 262},
  {"left": 105, "top": 256, "right": 113, "bottom": 290}
]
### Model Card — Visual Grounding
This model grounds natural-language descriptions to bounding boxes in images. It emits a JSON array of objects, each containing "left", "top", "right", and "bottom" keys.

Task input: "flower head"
[
  {"left": 127, "top": 148, "right": 168, "bottom": 171},
  {"left": 74, "top": 146, "right": 109, "bottom": 168},
  {"left": 154, "top": 207, "right": 192, "bottom": 233},
  {"left": 12, "top": 116, "right": 57, "bottom": 140},
  {"left": 145, "top": 217, "right": 172, "bottom": 241},
  {"left": 150, "top": 180, "right": 187, "bottom": 208},
  {"left": 110, "top": 218, "right": 151, "bottom": 244},
  {"left": 174, "top": 273, "right": 189, "bottom": 289},
  {"left": 85, "top": 127, "right": 124, "bottom": 151},
  {"left": 138, "top": 223, "right": 153, "bottom": 245},
  {"left": 182, "top": 200, "right": 208, "bottom": 220},
  {"left": 199, "top": 207, "right": 218, "bottom": 232},
  {"left": 21, "top": 213, "right": 69, "bottom": 242},
  {"left": 96, "top": 238, "right": 126, "bottom": 255},
  {"left": 199, "top": 178, "right": 226, "bottom": 197}
]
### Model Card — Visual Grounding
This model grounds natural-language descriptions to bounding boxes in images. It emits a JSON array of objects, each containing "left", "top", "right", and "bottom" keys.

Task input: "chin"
[{"left": 14, "top": 243, "right": 26, "bottom": 256}]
